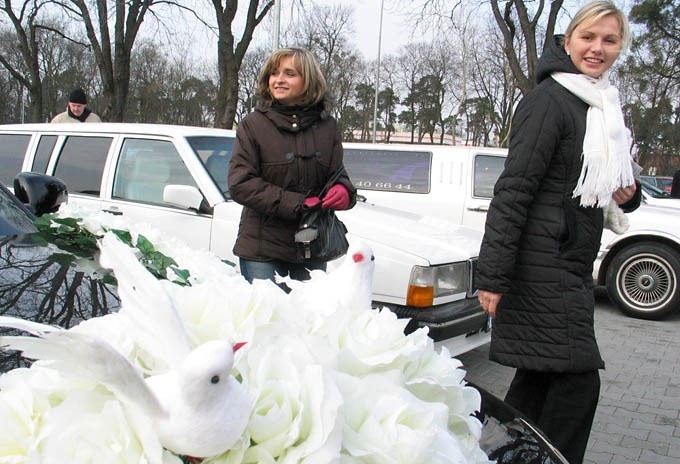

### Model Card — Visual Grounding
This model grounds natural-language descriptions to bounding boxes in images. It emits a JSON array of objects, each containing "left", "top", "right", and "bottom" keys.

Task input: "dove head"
[
  {"left": 179, "top": 340, "right": 241, "bottom": 405},
  {"left": 346, "top": 241, "right": 375, "bottom": 272}
]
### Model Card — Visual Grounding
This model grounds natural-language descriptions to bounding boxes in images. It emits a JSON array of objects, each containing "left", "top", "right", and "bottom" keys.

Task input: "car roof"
[
  {"left": 343, "top": 141, "right": 508, "bottom": 155},
  {"left": 0, "top": 122, "right": 236, "bottom": 138}
]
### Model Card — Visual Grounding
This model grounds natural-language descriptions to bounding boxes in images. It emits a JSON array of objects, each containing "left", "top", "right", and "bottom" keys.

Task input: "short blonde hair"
[
  {"left": 257, "top": 48, "right": 327, "bottom": 107},
  {"left": 566, "top": 1, "right": 631, "bottom": 50}
]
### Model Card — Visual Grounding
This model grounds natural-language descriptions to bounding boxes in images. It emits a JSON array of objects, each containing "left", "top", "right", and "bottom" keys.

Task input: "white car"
[
  {"left": 639, "top": 178, "right": 680, "bottom": 208},
  {"left": 343, "top": 142, "right": 680, "bottom": 320},
  {"left": 0, "top": 123, "right": 490, "bottom": 355}
]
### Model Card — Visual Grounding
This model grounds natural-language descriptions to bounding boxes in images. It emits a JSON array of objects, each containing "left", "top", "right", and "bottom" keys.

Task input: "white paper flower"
[
  {"left": 322, "top": 306, "right": 430, "bottom": 376},
  {"left": 164, "top": 277, "right": 281, "bottom": 347},
  {"left": 402, "top": 346, "right": 482, "bottom": 437},
  {"left": 228, "top": 325, "right": 343, "bottom": 463},
  {"left": 338, "top": 372, "right": 469, "bottom": 464},
  {"left": 35, "top": 388, "right": 172, "bottom": 464},
  {"left": 0, "top": 368, "right": 47, "bottom": 460}
]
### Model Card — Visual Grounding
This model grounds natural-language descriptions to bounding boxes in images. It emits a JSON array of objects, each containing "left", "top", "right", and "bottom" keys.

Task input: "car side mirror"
[
  {"left": 13, "top": 172, "right": 68, "bottom": 216},
  {"left": 163, "top": 184, "right": 205, "bottom": 211}
]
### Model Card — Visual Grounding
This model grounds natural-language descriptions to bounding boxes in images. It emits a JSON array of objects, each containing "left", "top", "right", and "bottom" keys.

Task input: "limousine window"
[
  {"left": 53, "top": 136, "right": 112, "bottom": 195},
  {"left": 0, "top": 134, "right": 31, "bottom": 186},
  {"left": 31, "top": 135, "right": 58, "bottom": 174},
  {"left": 113, "top": 138, "right": 198, "bottom": 205},
  {"left": 473, "top": 154, "right": 505, "bottom": 198},
  {"left": 187, "top": 136, "right": 234, "bottom": 194},
  {"left": 344, "top": 148, "right": 431, "bottom": 194}
]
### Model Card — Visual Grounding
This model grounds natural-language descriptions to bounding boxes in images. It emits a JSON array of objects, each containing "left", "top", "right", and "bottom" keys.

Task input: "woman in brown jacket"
[{"left": 228, "top": 48, "right": 356, "bottom": 286}]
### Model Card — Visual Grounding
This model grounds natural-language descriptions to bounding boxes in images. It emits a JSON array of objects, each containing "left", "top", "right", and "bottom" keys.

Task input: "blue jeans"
[{"left": 239, "top": 258, "right": 326, "bottom": 292}]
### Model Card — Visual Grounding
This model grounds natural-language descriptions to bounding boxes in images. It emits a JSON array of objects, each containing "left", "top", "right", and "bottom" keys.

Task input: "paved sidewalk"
[{"left": 458, "top": 293, "right": 680, "bottom": 464}]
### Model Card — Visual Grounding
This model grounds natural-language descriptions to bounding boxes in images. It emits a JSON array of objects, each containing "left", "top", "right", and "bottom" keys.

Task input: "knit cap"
[{"left": 68, "top": 88, "right": 87, "bottom": 104}]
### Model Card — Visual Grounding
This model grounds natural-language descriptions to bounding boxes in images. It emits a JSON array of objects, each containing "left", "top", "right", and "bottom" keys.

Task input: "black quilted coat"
[{"left": 475, "top": 36, "right": 640, "bottom": 373}]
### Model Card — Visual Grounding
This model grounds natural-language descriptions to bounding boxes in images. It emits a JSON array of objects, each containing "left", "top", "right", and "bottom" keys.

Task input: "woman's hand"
[
  {"left": 322, "top": 184, "right": 350, "bottom": 210},
  {"left": 303, "top": 196, "right": 321, "bottom": 208},
  {"left": 612, "top": 184, "right": 637, "bottom": 205},
  {"left": 478, "top": 289, "right": 502, "bottom": 318}
]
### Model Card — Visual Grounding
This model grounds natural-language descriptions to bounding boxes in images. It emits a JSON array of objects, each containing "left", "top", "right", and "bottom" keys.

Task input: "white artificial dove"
[
  {"left": 0, "top": 234, "right": 251, "bottom": 459},
  {"left": 280, "top": 240, "right": 376, "bottom": 310}
]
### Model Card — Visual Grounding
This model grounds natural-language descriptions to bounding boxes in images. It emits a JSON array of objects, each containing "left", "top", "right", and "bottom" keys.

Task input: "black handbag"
[{"left": 294, "top": 166, "right": 350, "bottom": 262}]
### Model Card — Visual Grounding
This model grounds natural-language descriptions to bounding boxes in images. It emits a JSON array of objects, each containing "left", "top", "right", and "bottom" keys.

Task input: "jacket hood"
[{"left": 535, "top": 35, "right": 581, "bottom": 84}]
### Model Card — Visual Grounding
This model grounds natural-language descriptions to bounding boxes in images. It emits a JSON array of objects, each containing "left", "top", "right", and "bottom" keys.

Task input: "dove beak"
[
  {"left": 352, "top": 253, "right": 365, "bottom": 263},
  {"left": 233, "top": 341, "right": 247, "bottom": 352}
]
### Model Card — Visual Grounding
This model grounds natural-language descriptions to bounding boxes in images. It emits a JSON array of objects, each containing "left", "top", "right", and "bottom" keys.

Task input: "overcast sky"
[{"left": 334, "top": 0, "right": 412, "bottom": 59}]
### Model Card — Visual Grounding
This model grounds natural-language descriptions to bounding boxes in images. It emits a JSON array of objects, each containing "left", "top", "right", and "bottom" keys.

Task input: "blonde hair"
[
  {"left": 566, "top": 1, "right": 631, "bottom": 50},
  {"left": 257, "top": 48, "right": 327, "bottom": 107}
]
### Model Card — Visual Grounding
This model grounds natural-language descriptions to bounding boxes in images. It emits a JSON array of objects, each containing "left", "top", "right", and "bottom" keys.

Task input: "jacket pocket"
[{"left": 559, "top": 197, "right": 578, "bottom": 253}]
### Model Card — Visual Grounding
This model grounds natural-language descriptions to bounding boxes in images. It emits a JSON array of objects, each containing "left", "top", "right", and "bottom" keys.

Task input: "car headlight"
[{"left": 406, "top": 263, "right": 468, "bottom": 307}]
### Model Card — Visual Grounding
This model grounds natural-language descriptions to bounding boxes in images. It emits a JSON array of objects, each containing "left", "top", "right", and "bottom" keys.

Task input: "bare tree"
[
  {"left": 40, "top": 24, "right": 95, "bottom": 119},
  {"left": 236, "top": 46, "right": 267, "bottom": 122},
  {"left": 0, "top": 0, "right": 51, "bottom": 122},
  {"left": 402, "top": 0, "right": 564, "bottom": 96},
  {"left": 489, "top": 0, "right": 562, "bottom": 95},
  {"left": 424, "top": 39, "right": 465, "bottom": 143},
  {"left": 284, "top": 2, "right": 359, "bottom": 116},
  {"left": 55, "top": 0, "right": 162, "bottom": 121},
  {"left": 467, "top": 20, "right": 520, "bottom": 146},
  {"left": 392, "top": 43, "right": 428, "bottom": 143},
  {"left": 211, "top": 0, "right": 273, "bottom": 129}
]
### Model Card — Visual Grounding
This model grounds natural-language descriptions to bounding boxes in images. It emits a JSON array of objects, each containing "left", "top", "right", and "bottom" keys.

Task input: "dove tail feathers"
[
  {"left": 0, "top": 315, "right": 60, "bottom": 336},
  {"left": 0, "top": 315, "right": 167, "bottom": 419},
  {"left": 97, "top": 233, "right": 192, "bottom": 365}
]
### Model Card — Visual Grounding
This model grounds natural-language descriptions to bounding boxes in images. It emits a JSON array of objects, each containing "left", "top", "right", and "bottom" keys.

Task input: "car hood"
[
  {"left": 642, "top": 195, "right": 680, "bottom": 209},
  {"left": 601, "top": 203, "right": 680, "bottom": 249},
  {"left": 0, "top": 233, "right": 120, "bottom": 373},
  {"left": 337, "top": 202, "right": 483, "bottom": 265}
]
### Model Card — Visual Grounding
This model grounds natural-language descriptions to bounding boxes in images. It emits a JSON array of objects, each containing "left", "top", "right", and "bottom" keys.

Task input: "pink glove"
[
  {"left": 304, "top": 196, "right": 321, "bottom": 208},
  {"left": 322, "top": 184, "right": 350, "bottom": 210}
]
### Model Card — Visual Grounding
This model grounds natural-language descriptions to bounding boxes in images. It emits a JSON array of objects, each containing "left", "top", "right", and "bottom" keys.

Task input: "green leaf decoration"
[{"left": 32, "top": 214, "right": 193, "bottom": 287}]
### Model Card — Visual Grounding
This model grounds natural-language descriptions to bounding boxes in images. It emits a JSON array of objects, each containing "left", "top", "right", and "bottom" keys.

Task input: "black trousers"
[{"left": 504, "top": 369, "right": 600, "bottom": 464}]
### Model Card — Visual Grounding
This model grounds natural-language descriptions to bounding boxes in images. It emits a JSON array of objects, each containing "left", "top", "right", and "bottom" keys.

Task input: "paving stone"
[
  {"left": 638, "top": 449, "right": 678, "bottom": 464},
  {"left": 590, "top": 439, "right": 642, "bottom": 459},
  {"left": 620, "top": 435, "right": 669, "bottom": 455},
  {"left": 602, "top": 422, "right": 649, "bottom": 440},
  {"left": 458, "top": 295, "right": 680, "bottom": 463},
  {"left": 584, "top": 449, "right": 613, "bottom": 464},
  {"left": 669, "top": 442, "right": 680, "bottom": 459}
]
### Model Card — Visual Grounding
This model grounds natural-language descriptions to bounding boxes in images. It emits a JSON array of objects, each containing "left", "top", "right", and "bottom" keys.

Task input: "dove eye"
[{"left": 211, "top": 375, "right": 220, "bottom": 384}]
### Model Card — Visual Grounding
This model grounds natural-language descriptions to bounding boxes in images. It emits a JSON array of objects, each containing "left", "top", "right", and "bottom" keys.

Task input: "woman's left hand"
[
  {"left": 322, "top": 184, "right": 350, "bottom": 210},
  {"left": 612, "top": 184, "right": 637, "bottom": 205}
]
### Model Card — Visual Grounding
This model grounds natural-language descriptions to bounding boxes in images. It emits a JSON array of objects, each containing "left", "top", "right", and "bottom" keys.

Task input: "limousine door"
[{"left": 99, "top": 137, "right": 213, "bottom": 251}]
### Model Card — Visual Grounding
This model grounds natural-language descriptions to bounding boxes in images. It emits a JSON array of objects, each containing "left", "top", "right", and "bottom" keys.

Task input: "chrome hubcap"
[{"left": 620, "top": 254, "right": 674, "bottom": 310}]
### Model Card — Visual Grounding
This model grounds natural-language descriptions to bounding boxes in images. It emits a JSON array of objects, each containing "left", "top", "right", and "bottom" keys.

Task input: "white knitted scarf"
[{"left": 552, "top": 71, "right": 634, "bottom": 208}]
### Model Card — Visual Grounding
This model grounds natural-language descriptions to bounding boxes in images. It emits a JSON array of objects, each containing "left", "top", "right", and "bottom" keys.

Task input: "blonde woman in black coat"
[{"left": 475, "top": 2, "right": 640, "bottom": 463}]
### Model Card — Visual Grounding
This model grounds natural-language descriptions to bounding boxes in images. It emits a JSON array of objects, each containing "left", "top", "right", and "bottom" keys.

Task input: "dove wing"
[
  {"left": 0, "top": 316, "right": 166, "bottom": 418},
  {"left": 98, "top": 234, "right": 192, "bottom": 367}
]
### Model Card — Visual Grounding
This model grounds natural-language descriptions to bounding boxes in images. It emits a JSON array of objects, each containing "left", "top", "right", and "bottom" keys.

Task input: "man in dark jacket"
[{"left": 475, "top": 2, "right": 640, "bottom": 463}]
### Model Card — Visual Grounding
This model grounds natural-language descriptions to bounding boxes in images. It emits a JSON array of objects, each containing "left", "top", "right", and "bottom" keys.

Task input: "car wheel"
[{"left": 605, "top": 242, "right": 680, "bottom": 320}]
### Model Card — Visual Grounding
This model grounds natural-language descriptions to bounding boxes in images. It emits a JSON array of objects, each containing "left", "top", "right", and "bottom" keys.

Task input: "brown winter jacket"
[{"left": 228, "top": 101, "right": 356, "bottom": 263}]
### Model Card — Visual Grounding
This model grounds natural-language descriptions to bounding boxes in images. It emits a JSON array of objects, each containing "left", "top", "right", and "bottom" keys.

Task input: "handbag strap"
[{"left": 319, "top": 165, "right": 345, "bottom": 197}]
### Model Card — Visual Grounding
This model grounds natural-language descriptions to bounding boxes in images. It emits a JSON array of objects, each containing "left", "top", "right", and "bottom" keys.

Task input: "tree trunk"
[
  {"left": 213, "top": 0, "right": 273, "bottom": 129},
  {"left": 489, "top": 0, "right": 563, "bottom": 96}
]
